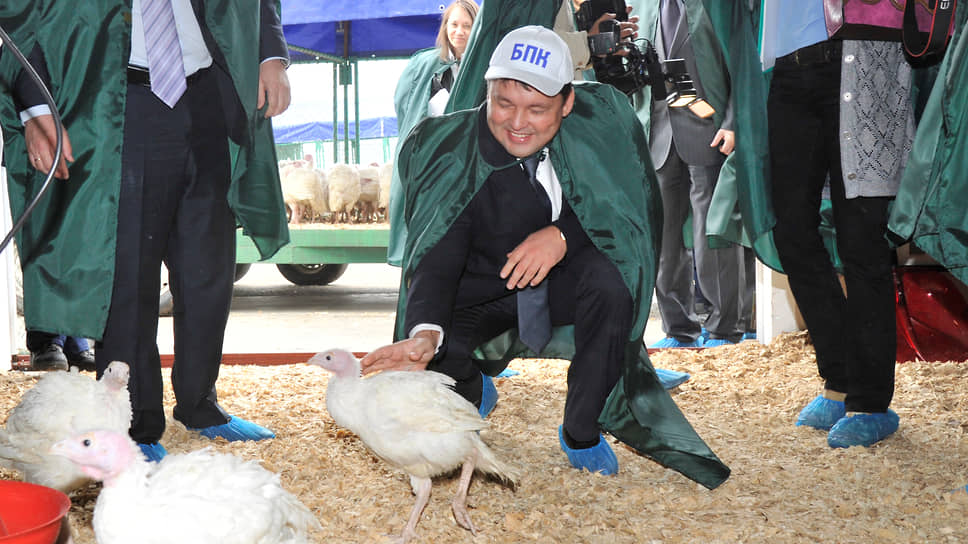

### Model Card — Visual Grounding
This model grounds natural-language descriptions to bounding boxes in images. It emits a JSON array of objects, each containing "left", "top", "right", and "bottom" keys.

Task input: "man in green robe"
[
  {"left": 0, "top": 0, "right": 291, "bottom": 459},
  {"left": 364, "top": 26, "right": 729, "bottom": 489},
  {"left": 388, "top": 48, "right": 456, "bottom": 266}
]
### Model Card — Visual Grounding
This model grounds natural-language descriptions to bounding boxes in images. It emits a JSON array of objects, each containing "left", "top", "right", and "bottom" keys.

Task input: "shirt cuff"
[
  {"left": 261, "top": 56, "right": 289, "bottom": 68},
  {"left": 409, "top": 324, "right": 445, "bottom": 353},
  {"left": 19, "top": 105, "right": 52, "bottom": 126}
]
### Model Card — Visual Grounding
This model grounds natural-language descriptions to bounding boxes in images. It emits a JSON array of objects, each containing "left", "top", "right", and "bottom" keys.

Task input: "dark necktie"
[
  {"left": 516, "top": 153, "right": 553, "bottom": 355},
  {"left": 522, "top": 153, "right": 552, "bottom": 223},
  {"left": 661, "top": 0, "right": 681, "bottom": 54}
]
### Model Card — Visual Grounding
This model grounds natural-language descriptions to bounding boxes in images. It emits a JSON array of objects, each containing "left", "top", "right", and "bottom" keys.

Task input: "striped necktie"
[{"left": 143, "top": 0, "right": 187, "bottom": 108}]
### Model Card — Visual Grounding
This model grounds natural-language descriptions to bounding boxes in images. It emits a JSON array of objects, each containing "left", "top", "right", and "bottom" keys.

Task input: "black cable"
[{"left": 0, "top": 24, "right": 64, "bottom": 254}]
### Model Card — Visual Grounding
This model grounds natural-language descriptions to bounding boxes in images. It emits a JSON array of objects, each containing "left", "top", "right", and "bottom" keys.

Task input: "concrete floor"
[{"left": 157, "top": 263, "right": 667, "bottom": 356}]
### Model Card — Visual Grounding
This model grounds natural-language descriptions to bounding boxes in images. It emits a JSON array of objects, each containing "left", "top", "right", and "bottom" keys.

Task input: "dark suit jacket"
[{"left": 404, "top": 108, "right": 592, "bottom": 334}]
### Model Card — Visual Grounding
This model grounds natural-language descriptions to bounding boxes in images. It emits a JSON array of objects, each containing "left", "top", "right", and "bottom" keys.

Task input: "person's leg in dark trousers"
[
  {"left": 167, "top": 68, "right": 235, "bottom": 430},
  {"left": 96, "top": 69, "right": 233, "bottom": 443},
  {"left": 768, "top": 57, "right": 850, "bottom": 395},
  {"left": 429, "top": 297, "right": 517, "bottom": 408},
  {"left": 654, "top": 149, "right": 701, "bottom": 343},
  {"left": 689, "top": 161, "right": 743, "bottom": 342},
  {"left": 550, "top": 244, "right": 632, "bottom": 444},
  {"left": 827, "top": 187, "right": 896, "bottom": 412},
  {"left": 432, "top": 244, "right": 631, "bottom": 443},
  {"left": 96, "top": 81, "right": 191, "bottom": 444}
]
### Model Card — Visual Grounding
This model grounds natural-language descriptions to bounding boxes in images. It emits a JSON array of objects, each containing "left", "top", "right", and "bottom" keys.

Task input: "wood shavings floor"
[{"left": 3, "top": 332, "right": 968, "bottom": 543}]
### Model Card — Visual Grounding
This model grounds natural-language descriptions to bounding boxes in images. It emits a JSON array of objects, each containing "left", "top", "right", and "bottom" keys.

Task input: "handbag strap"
[{"left": 903, "top": 0, "right": 957, "bottom": 63}]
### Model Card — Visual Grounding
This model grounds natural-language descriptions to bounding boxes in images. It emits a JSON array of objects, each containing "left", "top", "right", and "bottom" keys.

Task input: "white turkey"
[
  {"left": 377, "top": 161, "right": 393, "bottom": 220},
  {"left": 0, "top": 361, "right": 131, "bottom": 492},
  {"left": 280, "top": 164, "right": 322, "bottom": 224},
  {"left": 307, "top": 349, "right": 517, "bottom": 543},
  {"left": 355, "top": 164, "right": 381, "bottom": 223},
  {"left": 325, "top": 164, "right": 361, "bottom": 223},
  {"left": 51, "top": 429, "right": 321, "bottom": 544}
]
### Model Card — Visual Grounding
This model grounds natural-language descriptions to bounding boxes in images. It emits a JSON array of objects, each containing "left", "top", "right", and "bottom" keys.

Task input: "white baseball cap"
[{"left": 484, "top": 25, "right": 572, "bottom": 96}]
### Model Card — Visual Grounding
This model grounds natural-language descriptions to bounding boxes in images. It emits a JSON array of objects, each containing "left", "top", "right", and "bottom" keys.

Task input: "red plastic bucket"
[{"left": 0, "top": 481, "right": 70, "bottom": 544}]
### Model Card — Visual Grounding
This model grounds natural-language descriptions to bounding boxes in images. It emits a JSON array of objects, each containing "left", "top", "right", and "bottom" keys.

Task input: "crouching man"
[{"left": 363, "top": 26, "right": 728, "bottom": 488}]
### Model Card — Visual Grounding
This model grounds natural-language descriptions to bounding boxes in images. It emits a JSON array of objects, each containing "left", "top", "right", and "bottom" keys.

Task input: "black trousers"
[
  {"left": 429, "top": 243, "right": 633, "bottom": 443},
  {"left": 768, "top": 50, "right": 896, "bottom": 412},
  {"left": 94, "top": 68, "right": 236, "bottom": 443}
]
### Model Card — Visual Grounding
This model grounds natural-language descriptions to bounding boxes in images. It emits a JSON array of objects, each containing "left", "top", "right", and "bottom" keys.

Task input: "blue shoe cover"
[
  {"left": 827, "top": 410, "right": 899, "bottom": 448},
  {"left": 138, "top": 442, "right": 167, "bottom": 463},
  {"left": 479, "top": 373, "right": 498, "bottom": 418},
  {"left": 795, "top": 395, "right": 846, "bottom": 430},
  {"left": 741, "top": 332, "right": 757, "bottom": 341},
  {"left": 192, "top": 415, "right": 275, "bottom": 441},
  {"left": 655, "top": 368, "right": 691, "bottom": 389},
  {"left": 496, "top": 368, "right": 521, "bottom": 378},
  {"left": 700, "top": 328, "right": 710, "bottom": 344},
  {"left": 558, "top": 426, "right": 618, "bottom": 475},
  {"left": 650, "top": 336, "right": 701, "bottom": 349},
  {"left": 702, "top": 338, "right": 734, "bottom": 348}
]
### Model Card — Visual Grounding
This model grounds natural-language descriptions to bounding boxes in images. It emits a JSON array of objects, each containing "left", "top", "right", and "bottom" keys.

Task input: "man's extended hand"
[
  {"left": 257, "top": 58, "right": 291, "bottom": 118},
  {"left": 359, "top": 332, "right": 438, "bottom": 375},
  {"left": 710, "top": 129, "right": 735, "bottom": 156},
  {"left": 500, "top": 225, "right": 566, "bottom": 290},
  {"left": 24, "top": 114, "right": 73, "bottom": 180}
]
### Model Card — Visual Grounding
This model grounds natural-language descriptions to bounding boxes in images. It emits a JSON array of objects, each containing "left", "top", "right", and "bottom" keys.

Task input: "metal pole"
[
  {"left": 353, "top": 59, "right": 361, "bottom": 164},
  {"left": 343, "top": 64, "right": 350, "bottom": 163},
  {"left": 332, "top": 62, "right": 338, "bottom": 163}
]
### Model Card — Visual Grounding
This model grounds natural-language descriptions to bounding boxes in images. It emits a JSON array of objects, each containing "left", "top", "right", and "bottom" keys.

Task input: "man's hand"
[
  {"left": 359, "top": 332, "right": 438, "bottom": 375},
  {"left": 257, "top": 58, "right": 291, "bottom": 118},
  {"left": 500, "top": 225, "right": 566, "bottom": 290},
  {"left": 24, "top": 114, "right": 73, "bottom": 179},
  {"left": 710, "top": 129, "right": 735, "bottom": 156}
]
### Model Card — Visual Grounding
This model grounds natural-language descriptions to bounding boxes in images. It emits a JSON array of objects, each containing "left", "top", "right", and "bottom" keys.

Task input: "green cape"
[
  {"left": 0, "top": 0, "right": 288, "bottom": 339},
  {"left": 387, "top": 48, "right": 453, "bottom": 266},
  {"left": 887, "top": 17, "right": 968, "bottom": 285},
  {"left": 397, "top": 82, "right": 730, "bottom": 489}
]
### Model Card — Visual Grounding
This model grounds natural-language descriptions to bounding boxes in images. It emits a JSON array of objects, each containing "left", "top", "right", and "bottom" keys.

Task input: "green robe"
[
  {"left": 0, "top": 0, "right": 288, "bottom": 339},
  {"left": 397, "top": 81, "right": 730, "bottom": 490},
  {"left": 888, "top": 18, "right": 968, "bottom": 284},
  {"left": 387, "top": 48, "right": 453, "bottom": 266}
]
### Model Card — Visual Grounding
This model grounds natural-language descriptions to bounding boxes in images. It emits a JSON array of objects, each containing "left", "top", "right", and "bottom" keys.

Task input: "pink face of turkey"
[
  {"left": 308, "top": 350, "right": 358, "bottom": 378},
  {"left": 50, "top": 430, "right": 135, "bottom": 484}
]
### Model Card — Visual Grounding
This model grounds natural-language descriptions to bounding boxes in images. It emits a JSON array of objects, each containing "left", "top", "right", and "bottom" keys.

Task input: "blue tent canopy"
[
  {"left": 274, "top": 116, "right": 398, "bottom": 143},
  {"left": 281, "top": 0, "right": 447, "bottom": 61}
]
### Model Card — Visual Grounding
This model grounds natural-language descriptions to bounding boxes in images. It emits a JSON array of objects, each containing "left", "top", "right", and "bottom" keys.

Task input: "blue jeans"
[{"left": 26, "top": 330, "right": 90, "bottom": 356}]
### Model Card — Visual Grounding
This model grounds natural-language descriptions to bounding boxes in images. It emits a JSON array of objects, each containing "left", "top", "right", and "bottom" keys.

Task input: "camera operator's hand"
[
  {"left": 501, "top": 225, "right": 567, "bottom": 290},
  {"left": 710, "top": 129, "right": 735, "bottom": 156},
  {"left": 587, "top": 10, "right": 639, "bottom": 57}
]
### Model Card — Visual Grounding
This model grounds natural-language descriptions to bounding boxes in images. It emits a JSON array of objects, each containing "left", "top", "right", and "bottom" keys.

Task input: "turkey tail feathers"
[{"left": 472, "top": 438, "right": 519, "bottom": 489}]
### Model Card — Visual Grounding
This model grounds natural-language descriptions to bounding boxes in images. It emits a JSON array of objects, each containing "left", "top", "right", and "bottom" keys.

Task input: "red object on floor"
[
  {"left": 895, "top": 266, "right": 968, "bottom": 362},
  {"left": 0, "top": 481, "right": 70, "bottom": 544}
]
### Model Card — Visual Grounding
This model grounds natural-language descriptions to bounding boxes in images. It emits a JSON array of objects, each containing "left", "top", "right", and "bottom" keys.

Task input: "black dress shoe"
[
  {"left": 30, "top": 344, "right": 69, "bottom": 371},
  {"left": 67, "top": 349, "right": 97, "bottom": 372}
]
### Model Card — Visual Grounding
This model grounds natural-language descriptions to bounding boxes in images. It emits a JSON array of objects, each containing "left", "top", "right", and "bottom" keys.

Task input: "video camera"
[{"left": 575, "top": 0, "right": 714, "bottom": 118}]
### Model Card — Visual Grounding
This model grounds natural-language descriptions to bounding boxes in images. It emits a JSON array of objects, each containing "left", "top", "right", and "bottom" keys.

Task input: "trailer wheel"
[{"left": 276, "top": 263, "right": 348, "bottom": 286}]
